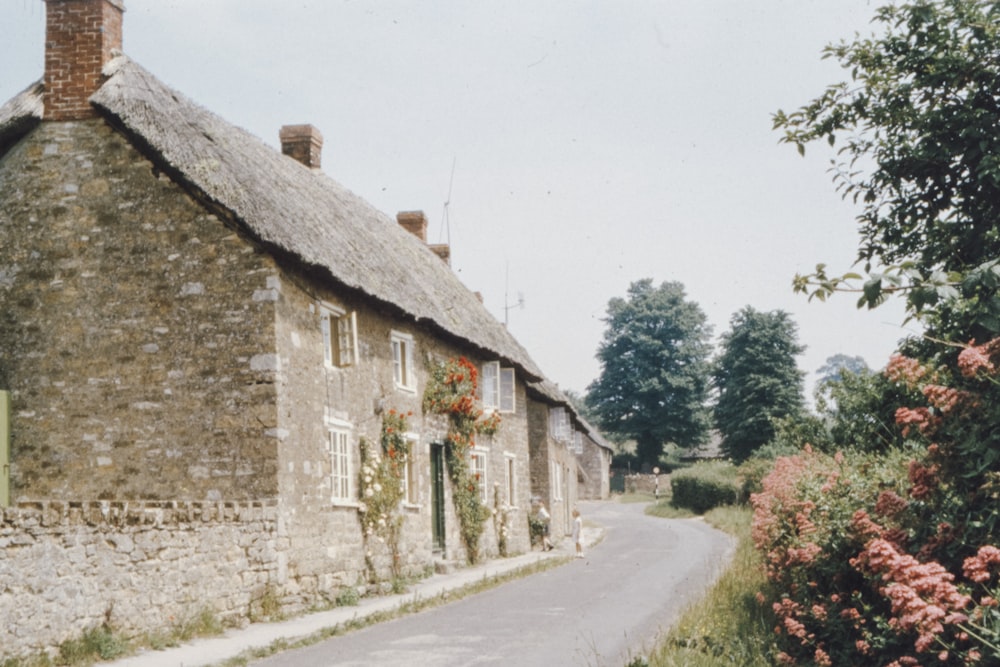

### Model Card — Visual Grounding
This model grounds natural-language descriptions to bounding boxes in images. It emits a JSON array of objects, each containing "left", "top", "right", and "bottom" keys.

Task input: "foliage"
[
  {"left": 670, "top": 461, "right": 741, "bottom": 514},
  {"left": 752, "top": 439, "right": 1000, "bottom": 665},
  {"left": 817, "top": 365, "right": 912, "bottom": 452},
  {"left": 776, "top": 0, "right": 1000, "bottom": 340},
  {"left": 816, "top": 354, "right": 870, "bottom": 387},
  {"left": 58, "top": 625, "right": 128, "bottom": 664},
  {"left": 423, "top": 357, "right": 499, "bottom": 564},
  {"left": 712, "top": 307, "right": 806, "bottom": 462},
  {"left": 586, "top": 279, "right": 714, "bottom": 467},
  {"left": 358, "top": 409, "right": 411, "bottom": 582}
]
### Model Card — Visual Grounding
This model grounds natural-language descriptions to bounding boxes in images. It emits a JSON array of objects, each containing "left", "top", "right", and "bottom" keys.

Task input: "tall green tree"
[
  {"left": 778, "top": 0, "right": 1000, "bottom": 340},
  {"left": 712, "top": 307, "right": 805, "bottom": 462},
  {"left": 586, "top": 279, "right": 712, "bottom": 467}
]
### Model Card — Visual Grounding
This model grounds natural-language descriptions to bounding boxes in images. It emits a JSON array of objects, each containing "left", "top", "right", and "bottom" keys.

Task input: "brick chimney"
[
  {"left": 279, "top": 124, "right": 323, "bottom": 169},
  {"left": 397, "top": 211, "right": 428, "bottom": 242},
  {"left": 44, "top": 0, "right": 125, "bottom": 121}
]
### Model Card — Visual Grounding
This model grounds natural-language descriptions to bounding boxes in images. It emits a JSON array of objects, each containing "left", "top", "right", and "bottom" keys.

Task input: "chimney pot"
[
  {"left": 44, "top": 0, "right": 125, "bottom": 121},
  {"left": 279, "top": 124, "right": 324, "bottom": 169},
  {"left": 397, "top": 211, "right": 428, "bottom": 243}
]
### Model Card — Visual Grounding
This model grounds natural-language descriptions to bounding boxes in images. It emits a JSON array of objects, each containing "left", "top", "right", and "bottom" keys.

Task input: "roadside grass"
[{"left": 643, "top": 505, "right": 776, "bottom": 667}]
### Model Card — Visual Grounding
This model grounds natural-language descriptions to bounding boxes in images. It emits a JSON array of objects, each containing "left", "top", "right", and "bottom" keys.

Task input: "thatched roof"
[
  {"left": 0, "top": 82, "right": 42, "bottom": 155},
  {"left": 12, "top": 54, "right": 545, "bottom": 380}
]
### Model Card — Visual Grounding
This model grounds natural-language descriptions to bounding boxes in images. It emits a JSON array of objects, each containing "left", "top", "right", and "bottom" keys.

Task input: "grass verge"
[{"left": 643, "top": 505, "right": 776, "bottom": 667}]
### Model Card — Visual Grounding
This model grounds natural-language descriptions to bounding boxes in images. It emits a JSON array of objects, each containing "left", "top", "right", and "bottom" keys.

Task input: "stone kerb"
[{"left": 0, "top": 498, "right": 283, "bottom": 660}]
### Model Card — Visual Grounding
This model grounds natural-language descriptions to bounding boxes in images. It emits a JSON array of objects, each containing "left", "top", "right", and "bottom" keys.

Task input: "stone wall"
[
  {"left": 0, "top": 120, "right": 280, "bottom": 502},
  {"left": 0, "top": 499, "right": 282, "bottom": 660}
]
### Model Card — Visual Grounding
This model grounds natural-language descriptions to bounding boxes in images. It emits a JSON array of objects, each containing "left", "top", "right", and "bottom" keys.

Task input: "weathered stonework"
[
  {"left": 527, "top": 399, "right": 579, "bottom": 538},
  {"left": 0, "top": 121, "right": 280, "bottom": 502},
  {"left": 0, "top": 499, "right": 281, "bottom": 661}
]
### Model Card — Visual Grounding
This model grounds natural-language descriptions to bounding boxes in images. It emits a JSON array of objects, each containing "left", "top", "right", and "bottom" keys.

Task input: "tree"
[
  {"left": 777, "top": 0, "right": 1000, "bottom": 340},
  {"left": 816, "top": 353, "right": 869, "bottom": 387},
  {"left": 712, "top": 307, "right": 805, "bottom": 461},
  {"left": 586, "top": 279, "right": 713, "bottom": 467}
]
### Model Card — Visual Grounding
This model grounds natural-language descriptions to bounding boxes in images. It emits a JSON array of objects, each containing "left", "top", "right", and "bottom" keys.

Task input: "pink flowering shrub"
[{"left": 752, "top": 340, "right": 1000, "bottom": 664}]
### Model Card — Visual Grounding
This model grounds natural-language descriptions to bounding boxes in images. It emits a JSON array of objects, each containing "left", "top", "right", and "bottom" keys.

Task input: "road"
[{"left": 249, "top": 501, "right": 734, "bottom": 667}]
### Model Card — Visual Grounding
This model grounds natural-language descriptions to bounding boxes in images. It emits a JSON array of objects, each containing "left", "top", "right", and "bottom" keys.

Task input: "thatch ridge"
[
  {"left": 0, "top": 81, "right": 43, "bottom": 157},
  {"left": 89, "top": 55, "right": 543, "bottom": 380}
]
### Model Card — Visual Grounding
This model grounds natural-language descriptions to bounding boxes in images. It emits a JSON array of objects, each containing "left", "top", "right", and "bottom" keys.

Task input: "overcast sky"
[{"left": 0, "top": 0, "right": 911, "bottom": 399}]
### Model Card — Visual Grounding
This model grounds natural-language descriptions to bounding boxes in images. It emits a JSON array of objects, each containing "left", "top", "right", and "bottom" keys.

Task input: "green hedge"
[{"left": 670, "top": 461, "right": 740, "bottom": 514}]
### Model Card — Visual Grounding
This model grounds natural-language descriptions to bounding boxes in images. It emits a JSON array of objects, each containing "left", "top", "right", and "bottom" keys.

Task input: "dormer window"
[{"left": 320, "top": 304, "right": 357, "bottom": 368}]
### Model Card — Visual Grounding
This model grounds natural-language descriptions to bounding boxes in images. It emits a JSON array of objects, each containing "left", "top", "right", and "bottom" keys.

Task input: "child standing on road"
[{"left": 572, "top": 508, "right": 583, "bottom": 558}]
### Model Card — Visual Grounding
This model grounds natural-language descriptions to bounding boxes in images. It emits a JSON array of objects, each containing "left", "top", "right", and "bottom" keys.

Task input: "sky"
[{"left": 0, "top": 0, "right": 912, "bottom": 401}]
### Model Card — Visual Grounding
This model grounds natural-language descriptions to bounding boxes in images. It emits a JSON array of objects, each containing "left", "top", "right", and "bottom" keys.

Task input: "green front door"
[{"left": 430, "top": 443, "right": 446, "bottom": 552}]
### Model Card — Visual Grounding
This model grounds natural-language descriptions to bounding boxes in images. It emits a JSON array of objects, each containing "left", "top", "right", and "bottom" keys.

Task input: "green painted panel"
[{"left": 0, "top": 390, "right": 9, "bottom": 507}]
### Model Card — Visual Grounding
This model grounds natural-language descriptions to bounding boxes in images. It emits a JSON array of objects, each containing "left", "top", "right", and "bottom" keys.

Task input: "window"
[
  {"left": 391, "top": 331, "right": 415, "bottom": 390},
  {"left": 551, "top": 461, "right": 563, "bottom": 501},
  {"left": 549, "top": 407, "right": 570, "bottom": 443},
  {"left": 327, "top": 426, "right": 352, "bottom": 503},
  {"left": 402, "top": 435, "right": 419, "bottom": 506},
  {"left": 482, "top": 362, "right": 516, "bottom": 413},
  {"left": 572, "top": 430, "right": 584, "bottom": 455},
  {"left": 499, "top": 368, "right": 516, "bottom": 413},
  {"left": 320, "top": 305, "right": 357, "bottom": 368},
  {"left": 505, "top": 454, "right": 516, "bottom": 506},
  {"left": 482, "top": 361, "right": 499, "bottom": 409},
  {"left": 470, "top": 449, "right": 488, "bottom": 503}
]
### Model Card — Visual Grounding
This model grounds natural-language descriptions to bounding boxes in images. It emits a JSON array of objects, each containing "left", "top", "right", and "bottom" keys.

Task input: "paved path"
[{"left": 246, "top": 501, "right": 734, "bottom": 667}]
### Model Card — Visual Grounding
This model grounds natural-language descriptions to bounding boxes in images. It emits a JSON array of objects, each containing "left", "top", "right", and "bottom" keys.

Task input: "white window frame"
[
  {"left": 499, "top": 368, "right": 516, "bottom": 413},
  {"left": 470, "top": 448, "right": 488, "bottom": 504},
  {"left": 481, "top": 361, "right": 500, "bottom": 410},
  {"left": 327, "top": 420, "right": 353, "bottom": 504},
  {"left": 391, "top": 331, "right": 416, "bottom": 391},
  {"left": 549, "top": 407, "right": 570, "bottom": 443},
  {"left": 482, "top": 362, "right": 516, "bottom": 414},
  {"left": 320, "top": 304, "right": 358, "bottom": 368},
  {"left": 572, "top": 430, "right": 584, "bottom": 455},
  {"left": 402, "top": 433, "right": 420, "bottom": 507}
]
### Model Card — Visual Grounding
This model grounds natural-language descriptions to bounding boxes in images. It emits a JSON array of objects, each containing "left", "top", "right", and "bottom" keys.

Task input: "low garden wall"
[{"left": 0, "top": 499, "right": 283, "bottom": 660}]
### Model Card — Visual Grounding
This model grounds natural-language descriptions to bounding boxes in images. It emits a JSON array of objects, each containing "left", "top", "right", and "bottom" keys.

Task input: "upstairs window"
[
  {"left": 391, "top": 331, "right": 415, "bottom": 391},
  {"left": 482, "top": 361, "right": 516, "bottom": 413},
  {"left": 549, "top": 407, "right": 571, "bottom": 443},
  {"left": 499, "top": 368, "right": 516, "bottom": 413},
  {"left": 320, "top": 305, "right": 357, "bottom": 368}
]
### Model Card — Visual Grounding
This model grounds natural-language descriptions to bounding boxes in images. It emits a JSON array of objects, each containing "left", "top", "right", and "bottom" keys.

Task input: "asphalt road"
[{"left": 249, "top": 501, "right": 734, "bottom": 667}]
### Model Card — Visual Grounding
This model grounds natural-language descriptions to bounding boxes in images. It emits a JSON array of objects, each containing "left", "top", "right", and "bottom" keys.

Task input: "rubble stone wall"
[{"left": 0, "top": 499, "right": 282, "bottom": 660}]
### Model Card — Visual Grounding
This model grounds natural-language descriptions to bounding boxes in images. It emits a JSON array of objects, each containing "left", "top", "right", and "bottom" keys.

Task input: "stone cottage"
[{"left": 0, "top": 0, "right": 593, "bottom": 657}]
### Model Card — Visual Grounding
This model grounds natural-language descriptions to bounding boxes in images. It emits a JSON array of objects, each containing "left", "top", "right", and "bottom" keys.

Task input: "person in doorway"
[
  {"left": 536, "top": 501, "right": 554, "bottom": 551},
  {"left": 572, "top": 508, "right": 583, "bottom": 558}
]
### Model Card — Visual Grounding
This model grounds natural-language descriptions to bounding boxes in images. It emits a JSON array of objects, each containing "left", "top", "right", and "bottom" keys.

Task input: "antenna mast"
[{"left": 439, "top": 156, "right": 456, "bottom": 245}]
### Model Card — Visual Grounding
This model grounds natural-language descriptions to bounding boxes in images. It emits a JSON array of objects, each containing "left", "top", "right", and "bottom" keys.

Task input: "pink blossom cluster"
[
  {"left": 957, "top": 340, "right": 997, "bottom": 378},
  {"left": 963, "top": 546, "right": 1000, "bottom": 584},
  {"left": 852, "top": 538, "right": 971, "bottom": 653},
  {"left": 886, "top": 353, "right": 933, "bottom": 388}
]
